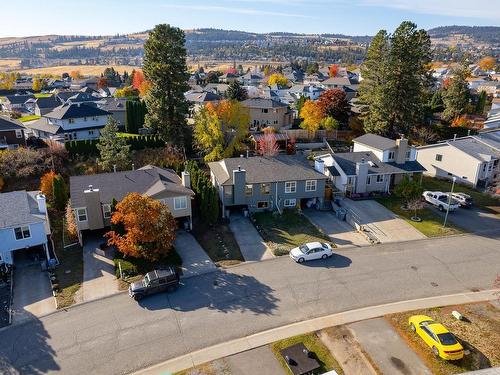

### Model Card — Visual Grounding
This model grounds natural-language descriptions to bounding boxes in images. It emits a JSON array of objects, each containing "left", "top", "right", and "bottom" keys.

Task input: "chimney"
[
  {"left": 395, "top": 135, "right": 408, "bottom": 165},
  {"left": 232, "top": 167, "right": 246, "bottom": 205},
  {"left": 355, "top": 158, "right": 369, "bottom": 194},
  {"left": 36, "top": 193, "right": 47, "bottom": 214},
  {"left": 84, "top": 185, "right": 104, "bottom": 230},
  {"left": 181, "top": 171, "right": 191, "bottom": 189},
  {"left": 315, "top": 158, "right": 325, "bottom": 174}
]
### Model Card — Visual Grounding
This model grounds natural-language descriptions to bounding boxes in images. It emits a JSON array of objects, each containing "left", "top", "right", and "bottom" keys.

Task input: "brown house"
[
  {"left": 241, "top": 98, "right": 292, "bottom": 130},
  {"left": 0, "top": 115, "right": 26, "bottom": 150}
]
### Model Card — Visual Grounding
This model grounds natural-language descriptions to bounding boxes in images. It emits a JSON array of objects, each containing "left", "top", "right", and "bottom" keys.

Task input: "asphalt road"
[{"left": 1, "top": 231, "right": 499, "bottom": 375}]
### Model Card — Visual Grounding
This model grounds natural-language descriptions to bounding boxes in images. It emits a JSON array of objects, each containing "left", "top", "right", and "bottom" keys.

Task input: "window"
[
  {"left": 388, "top": 151, "right": 395, "bottom": 160},
  {"left": 284, "top": 199, "right": 296, "bottom": 207},
  {"left": 260, "top": 183, "right": 270, "bottom": 195},
  {"left": 174, "top": 196, "right": 187, "bottom": 210},
  {"left": 483, "top": 164, "right": 487, "bottom": 172},
  {"left": 347, "top": 177, "right": 354, "bottom": 185},
  {"left": 285, "top": 181, "right": 296, "bottom": 193},
  {"left": 76, "top": 208, "right": 87, "bottom": 222},
  {"left": 262, "top": 108, "right": 268, "bottom": 113},
  {"left": 257, "top": 201, "right": 269, "bottom": 209},
  {"left": 366, "top": 176, "right": 371, "bottom": 184},
  {"left": 102, "top": 204, "right": 111, "bottom": 219},
  {"left": 376, "top": 175, "right": 384, "bottom": 183},
  {"left": 14, "top": 226, "right": 31, "bottom": 240},
  {"left": 435, "top": 154, "right": 443, "bottom": 162},
  {"left": 224, "top": 185, "right": 232, "bottom": 196},
  {"left": 15, "top": 129, "right": 23, "bottom": 138},
  {"left": 245, "top": 184, "right": 253, "bottom": 196},
  {"left": 88, "top": 130, "right": 94, "bottom": 135},
  {"left": 83, "top": 117, "right": 88, "bottom": 122},
  {"left": 406, "top": 150, "right": 411, "bottom": 160},
  {"left": 69, "top": 118, "right": 75, "bottom": 124},
  {"left": 305, "top": 180, "right": 317, "bottom": 192}
]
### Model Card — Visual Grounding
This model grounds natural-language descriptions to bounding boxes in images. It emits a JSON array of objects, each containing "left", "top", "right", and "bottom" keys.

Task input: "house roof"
[
  {"left": 322, "top": 76, "right": 352, "bottom": 86},
  {"left": 184, "top": 91, "right": 221, "bottom": 103},
  {"left": 449, "top": 138, "right": 500, "bottom": 162},
  {"left": 241, "top": 98, "right": 288, "bottom": 108},
  {"left": 208, "top": 155, "right": 327, "bottom": 186},
  {"left": 327, "top": 165, "right": 341, "bottom": 176},
  {"left": 476, "top": 130, "right": 500, "bottom": 151},
  {"left": 0, "top": 115, "right": 24, "bottom": 131},
  {"left": 45, "top": 103, "right": 111, "bottom": 120},
  {"left": 0, "top": 191, "right": 46, "bottom": 229},
  {"left": 35, "top": 95, "right": 60, "bottom": 109},
  {"left": 96, "top": 97, "right": 127, "bottom": 112},
  {"left": 70, "top": 165, "right": 194, "bottom": 208},
  {"left": 67, "top": 92, "right": 99, "bottom": 103},
  {"left": 353, "top": 133, "right": 397, "bottom": 151},
  {"left": 4, "top": 94, "right": 35, "bottom": 105},
  {"left": 24, "top": 118, "right": 62, "bottom": 135}
]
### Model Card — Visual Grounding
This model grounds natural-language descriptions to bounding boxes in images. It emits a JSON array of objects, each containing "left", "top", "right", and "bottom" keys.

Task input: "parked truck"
[{"left": 422, "top": 191, "right": 460, "bottom": 212}]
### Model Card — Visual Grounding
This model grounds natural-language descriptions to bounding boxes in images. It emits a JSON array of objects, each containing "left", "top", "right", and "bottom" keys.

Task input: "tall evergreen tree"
[
  {"left": 52, "top": 175, "right": 68, "bottom": 211},
  {"left": 442, "top": 64, "right": 470, "bottom": 121},
  {"left": 97, "top": 117, "right": 131, "bottom": 171},
  {"left": 143, "top": 24, "right": 190, "bottom": 145},
  {"left": 226, "top": 81, "right": 248, "bottom": 101}
]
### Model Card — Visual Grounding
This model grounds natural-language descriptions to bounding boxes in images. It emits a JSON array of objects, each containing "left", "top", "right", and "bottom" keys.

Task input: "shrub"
[
  {"left": 114, "top": 259, "right": 138, "bottom": 278},
  {"left": 273, "top": 247, "right": 290, "bottom": 256}
]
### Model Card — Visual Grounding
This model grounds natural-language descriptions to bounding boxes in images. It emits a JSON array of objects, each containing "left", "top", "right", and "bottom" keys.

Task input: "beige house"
[
  {"left": 241, "top": 98, "right": 292, "bottom": 130},
  {"left": 69, "top": 165, "right": 194, "bottom": 244}
]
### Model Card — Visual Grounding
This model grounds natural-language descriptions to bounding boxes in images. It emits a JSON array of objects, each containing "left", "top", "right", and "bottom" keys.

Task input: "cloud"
[
  {"left": 360, "top": 0, "right": 500, "bottom": 21},
  {"left": 160, "top": 4, "right": 315, "bottom": 19}
]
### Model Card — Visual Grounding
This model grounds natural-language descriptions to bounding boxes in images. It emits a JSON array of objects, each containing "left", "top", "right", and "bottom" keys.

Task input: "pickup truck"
[{"left": 422, "top": 191, "right": 460, "bottom": 212}]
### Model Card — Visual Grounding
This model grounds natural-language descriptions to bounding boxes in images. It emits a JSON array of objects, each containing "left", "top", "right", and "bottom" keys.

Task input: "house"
[
  {"left": 315, "top": 134, "right": 426, "bottom": 195},
  {"left": 239, "top": 71, "right": 264, "bottom": 86},
  {"left": 288, "top": 84, "right": 324, "bottom": 101},
  {"left": 204, "top": 83, "right": 229, "bottom": 96},
  {"left": 241, "top": 98, "right": 292, "bottom": 129},
  {"left": 476, "top": 81, "right": 500, "bottom": 97},
  {"left": 96, "top": 97, "right": 127, "bottom": 127},
  {"left": 34, "top": 95, "right": 61, "bottom": 116},
  {"left": 416, "top": 131, "right": 500, "bottom": 188},
  {"left": 218, "top": 72, "right": 239, "bottom": 84},
  {"left": 208, "top": 155, "right": 328, "bottom": 216},
  {"left": 0, "top": 116, "right": 26, "bottom": 150},
  {"left": 0, "top": 191, "right": 51, "bottom": 265},
  {"left": 69, "top": 165, "right": 194, "bottom": 243},
  {"left": 24, "top": 103, "right": 111, "bottom": 141},
  {"left": 1, "top": 94, "right": 35, "bottom": 112},
  {"left": 184, "top": 91, "right": 221, "bottom": 115}
]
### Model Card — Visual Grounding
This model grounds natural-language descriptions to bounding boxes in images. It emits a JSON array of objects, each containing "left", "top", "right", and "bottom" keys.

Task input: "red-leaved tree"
[
  {"left": 258, "top": 129, "right": 279, "bottom": 157},
  {"left": 316, "top": 89, "right": 350, "bottom": 125},
  {"left": 328, "top": 64, "right": 338, "bottom": 77},
  {"left": 132, "top": 70, "right": 145, "bottom": 90}
]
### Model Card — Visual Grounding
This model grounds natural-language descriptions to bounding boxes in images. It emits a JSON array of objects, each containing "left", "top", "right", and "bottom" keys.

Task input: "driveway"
[
  {"left": 225, "top": 346, "right": 284, "bottom": 375},
  {"left": 175, "top": 231, "right": 217, "bottom": 278},
  {"left": 229, "top": 214, "right": 274, "bottom": 261},
  {"left": 427, "top": 205, "right": 500, "bottom": 233},
  {"left": 340, "top": 199, "right": 426, "bottom": 243},
  {"left": 303, "top": 209, "right": 370, "bottom": 248},
  {"left": 349, "top": 318, "right": 432, "bottom": 375},
  {"left": 82, "top": 233, "right": 119, "bottom": 302}
]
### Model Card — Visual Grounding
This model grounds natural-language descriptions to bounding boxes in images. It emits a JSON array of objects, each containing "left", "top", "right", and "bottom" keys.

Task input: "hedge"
[{"left": 65, "top": 135, "right": 165, "bottom": 155}]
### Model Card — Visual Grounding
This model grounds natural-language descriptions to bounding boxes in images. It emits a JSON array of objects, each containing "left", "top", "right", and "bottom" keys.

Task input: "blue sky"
[{"left": 1, "top": 0, "right": 499, "bottom": 37}]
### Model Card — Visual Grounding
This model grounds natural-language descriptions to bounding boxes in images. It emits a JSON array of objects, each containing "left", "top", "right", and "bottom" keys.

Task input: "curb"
[{"left": 132, "top": 289, "right": 499, "bottom": 375}]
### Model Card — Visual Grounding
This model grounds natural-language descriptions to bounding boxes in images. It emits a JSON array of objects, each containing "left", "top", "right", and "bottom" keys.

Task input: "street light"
[{"left": 443, "top": 176, "right": 456, "bottom": 228}]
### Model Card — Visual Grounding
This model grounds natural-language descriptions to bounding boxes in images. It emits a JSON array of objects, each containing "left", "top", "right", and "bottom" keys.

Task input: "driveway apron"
[
  {"left": 229, "top": 214, "right": 274, "bottom": 261},
  {"left": 174, "top": 231, "right": 217, "bottom": 278}
]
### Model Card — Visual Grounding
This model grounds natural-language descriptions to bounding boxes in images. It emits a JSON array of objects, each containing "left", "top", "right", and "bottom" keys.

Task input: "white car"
[
  {"left": 289, "top": 242, "right": 333, "bottom": 263},
  {"left": 448, "top": 192, "right": 473, "bottom": 208},
  {"left": 422, "top": 191, "right": 460, "bottom": 212}
]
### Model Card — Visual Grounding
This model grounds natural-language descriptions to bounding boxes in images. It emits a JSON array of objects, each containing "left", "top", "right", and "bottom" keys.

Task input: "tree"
[
  {"left": 475, "top": 90, "right": 487, "bottom": 115},
  {"left": 321, "top": 116, "right": 340, "bottom": 130},
  {"left": 430, "top": 89, "right": 444, "bottom": 113},
  {"left": 40, "top": 170, "right": 57, "bottom": 203},
  {"left": 442, "top": 65, "right": 470, "bottom": 121},
  {"left": 267, "top": 73, "right": 288, "bottom": 87},
  {"left": 32, "top": 77, "right": 43, "bottom": 91},
  {"left": 65, "top": 202, "right": 78, "bottom": 241},
  {"left": 143, "top": 24, "right": 190, "bottom": 144},
  {"left": 328, "top": 64, "right": 338, "bottom": 77},
  {"left": 299, "top": 100, "right": 323, "bottom": 136},
  {"left": 295, "top": 95, "right": 307, "bottom": 113},
  {"left": 106, "top": 193, "right": 177, "bottom": 261},
  {"left": 70, "top": 70, "right": 82, "bottom": 80},
  {"left": 316, "top": 89, "right": 350, "bottom": 125},
  {"left": 306, "top": 62, "right": 319, "bottom": 74},
  {"left": 258, "top": 129, "right": 279, "bottom": 157},
  {"left": 52, "top": 174, "right": 68, "bottom": 211},
  {"left": 185, "top": 161, "right": 219, "bottom": 225},
  {"left": 138, "top": 80, "right": 152, "bottom": 97},
  {"left": 193, "top": 106, "right": 224, "bottom": 162},
  {"left": 96, "top": 117, "right": 131, "bottom": 171},
  {"left": 395, "top": 175, "right": 423, "bottom": 207},
  {"left": 226, "top": 81, "right": 247, "bottom": 101},
  {"left": 478, "top": 56, "right": 495, "bottom": 71},
  {"left": 97, "top": 77, "right": 108, "bottom": 89},
  {"left": 131, "top": 70, "right": 145, "bottom": 89},
  {"left": 115, "top": 86, "right": 139, "bottom": 98}
]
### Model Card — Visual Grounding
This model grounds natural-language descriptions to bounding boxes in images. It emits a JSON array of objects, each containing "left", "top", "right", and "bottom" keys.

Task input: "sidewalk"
[{"left": 134, "top": 289, "right": 498, "bottom": 375}]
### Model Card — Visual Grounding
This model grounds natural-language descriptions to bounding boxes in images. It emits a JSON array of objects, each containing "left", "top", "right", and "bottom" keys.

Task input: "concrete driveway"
[
  {"left": 229, "top": 214, "right": 274, "bottom": 261},
  {"left": 225, "top": 346, "right": 284, "bottom": 375},
  {"left": 340, "top": 199, "right": 426, "bottom": 243},
  {"left": 303, "top": 209, "right": 370, "bottom": 248},
  {"left": 175, "top": 231, "right": 217, "bottom": 278},
  {"left": 349, "top": 318, "right": 432, "bottom": 375},
  {"left": 427, "top": 205, "right": 500, "bottom": 233}
]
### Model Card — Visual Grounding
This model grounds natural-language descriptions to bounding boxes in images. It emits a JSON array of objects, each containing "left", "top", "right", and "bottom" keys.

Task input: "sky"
[{"left": 1, "top": 0, "right": 499, "bottom": 37}]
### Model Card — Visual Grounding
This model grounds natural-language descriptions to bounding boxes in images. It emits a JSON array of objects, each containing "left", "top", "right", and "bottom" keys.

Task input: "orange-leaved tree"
[
  {"left": 299, "top": 100, "right": 324, "bottom": 137},
  {"left": 40, "top": 170, "right": 57, "bottom": 203},
  {"left": 328, "top": 64, "right": 338, "bottom": 77},
  {"left": 132, "top": 70, "right": 145, "bottom": 90},
  {"left": 106, "top": 193, "right": 177, "bottom": 261},
  {"left": 478, "top": 56, "right": 495, "bottom": 71}
]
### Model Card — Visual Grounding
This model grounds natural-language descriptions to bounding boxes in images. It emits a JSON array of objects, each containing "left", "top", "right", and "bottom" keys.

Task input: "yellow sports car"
[{"left": 408, "top": 315, "right": 464, "bottom": 360}]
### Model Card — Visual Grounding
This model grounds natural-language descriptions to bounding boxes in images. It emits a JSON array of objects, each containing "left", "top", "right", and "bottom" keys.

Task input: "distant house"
[
  {"left": 184, "top": 90, "right": 221, "bottom": 115},
  {"left": 47, "top": 79, "right": 70, "bottom": 90},
  {"left": 0, "top": 191, "right": 51, "bottom": 265},
  {"left": 208, "top": 155, "right": 328, "bottom": 216},
  {"left": 288, "top": 84, "right": 324, "bottom": 101},
  {"left": 34, "top": 95, "right": 61, "bottom": 116},
  {"left": 0, "top": 115, "right": 26, "bottom": 150},
  {"left": 70, "top": 77, "right": 99, "bottom": 91},
  {"left": 96, "top": 97, "right": 127, "bottom": 127},
  {"left": 241, "top": 98, "right": 292, "bottom": 129},
  {"left": 416, "top": 131, "right": 500, "bottom": 188},
  {"left": 1, "top": 94, "right": 35, "bottom": 112},
  {"left": 24, "top": 103, "right": 111, "bottom": 141},
  {"left": 239, "top": 71, "right": 264, "bottom": 86},
  {"left": 69, "top": 165, "right": 194, "bottom": 243},
  {"left": 315, "top": 134, "right": 426, "bottom": 195},
  {"left": 204, "top": 83, "right": 229, "bottom": 96},
  {"left": 218, "top": 72, "right": 239, "bottom": 84}
]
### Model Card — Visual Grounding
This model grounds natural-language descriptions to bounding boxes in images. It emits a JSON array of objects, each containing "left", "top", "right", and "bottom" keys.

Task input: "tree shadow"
[
  {"left": 0, "top": 311, "right": 59, "bottom": 374},
  {"left": 139, "top": 269, "right": 279, "bottom": 315}
]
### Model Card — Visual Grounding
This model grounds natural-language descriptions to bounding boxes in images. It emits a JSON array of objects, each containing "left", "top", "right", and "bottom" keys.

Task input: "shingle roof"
[
  {"left": 332, "top": 151, "right": 425, "bottom": 175},
  {"left": 96, "top": 97, "right": 127, "bottom": 112},
  {"left": 0, "top": 115, "right": 24, "bottom": 131},
  {"left": 4, "top": 94, "right": 35, "bottom": 105},
  {"left": 449, "top": 138, "right": 500, "bottom": 162},
  {"left": 185, "top": 91, "right": 221, "bottom": 103},
  {"left": 241, "top": 98, "right": 288, "bottom": 108},
  {"left": 45, "top": 103, "right": 110, "bottom": 120},
  {"left": 0, "top": 191, "right": 46, "bottom": 228},
  {"left": 70, "top": 165, "right": 193, "bottom": 208},
  {"left": 24, "top": 118, "right": 61, "bottom": 134},
  {"left": 353, "top": 134, "right": 397, "bottom": 150},
  {"left": 208, "top": 155, "right": 327, "bottom": 186},
  {"left": 35, "top": 95, "right": 60, "bottom": 109}
]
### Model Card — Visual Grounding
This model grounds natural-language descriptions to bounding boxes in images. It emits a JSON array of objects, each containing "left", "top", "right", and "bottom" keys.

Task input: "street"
[{"left": 0, "top": 230, "right": 499, "bottom": 375}]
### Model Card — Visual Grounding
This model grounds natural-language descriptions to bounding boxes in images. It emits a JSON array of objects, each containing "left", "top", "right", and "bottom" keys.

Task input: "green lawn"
[
  {"left": 422, "top": 176, "right": 500, "bottom": 213},
  {"left": 34, "top": 93, "right": 52, "bottom": 98},
  {"left": 253, "top": 210, "right": 332, "bottom": 253},
  {"left": 117, "top": 132, "right": 141, "bottom": 138},
  {"left": 270, "top": 333, "right": 344, "bottom": 375},
  {"left": 377, "top": 196, "right": 463, "bottom": 237},
  {"left": 19, "top": 114, "right": 41, "bottom": 122}
]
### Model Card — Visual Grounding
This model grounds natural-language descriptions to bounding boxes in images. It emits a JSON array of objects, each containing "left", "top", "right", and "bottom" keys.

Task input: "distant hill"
[{"left": 428, "top": 26, "right": 500, "bottom": 44}]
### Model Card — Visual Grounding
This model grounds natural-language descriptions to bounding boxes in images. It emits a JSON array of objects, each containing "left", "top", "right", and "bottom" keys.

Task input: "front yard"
[
  {"left": 376, "top": 196, "right": 463, "bottom": 237},
  {"left": 386, "top": 302, "right": 500, "bottom": 375},
  {"left": 253, "top": 210, "right": 334, "bottom": 253}
]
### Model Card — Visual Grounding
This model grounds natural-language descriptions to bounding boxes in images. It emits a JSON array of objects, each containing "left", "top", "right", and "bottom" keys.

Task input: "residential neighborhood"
[{"left": 0, "top": 5, "right": 500, "bottom": 375}]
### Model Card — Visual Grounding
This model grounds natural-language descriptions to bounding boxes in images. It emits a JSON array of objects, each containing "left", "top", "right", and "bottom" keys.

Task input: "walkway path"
[
  {"left": 175, "top": 231, "right": 217, "bottom": 278},
  {"left": 229, "top": 214, "right": 274, "bottom": 261}
]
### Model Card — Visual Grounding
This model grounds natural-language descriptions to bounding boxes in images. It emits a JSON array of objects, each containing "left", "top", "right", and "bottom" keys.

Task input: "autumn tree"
[
  {"left": 442, "top": 64, "right": 470, "bottom": 121},
  {"left": 97, "top": 77, "right": 108, "bottom": 89},
  {"left": 106, "top": 193, "right": 177, "bottom": 261},
  {"left": 32, "top": 77, "right": 43, "bottom": 91},
  {"left": 299, "top": 100, "right": 323, "bottom": 136},
  {"left": 258, "top": 128, "right": 279, "bottom": 156},
  {"left": 70, "top": 70, "right": 82, "bottom": 80},
  {"left": 328, "top": 64, "right": 338, "bottom": 77},
  {"left": 478, "top": 56, "right": 495, "bottom": 71},
  {"left": 115, "top": 86, "right": 139, "bottom": 98},
  {"left": 131, "top": 70, "right": 145, "bottom": 89},
  {"left": 226, "top": 80, "right": 247, "bottom": 101},
  {"left": 143, "top": 24, "right": 190, "bottom": 145},
  {"left": 316, "top": 89, "right": 350, "bottom": 125},
  {"left": 40, "top": 170, "right": 57, "bottom": 203},
  {"left": 268, "top": 73, "right": 289, "bottom": 87},
  {"left": 65, "top": 202, "right": 78, "bottom": 241},
  {"left": 96, "top": 117, "right": 131, "bottom": 171},
  {"left": 321, "top": 116, "right": 340, "bottom": 130}
]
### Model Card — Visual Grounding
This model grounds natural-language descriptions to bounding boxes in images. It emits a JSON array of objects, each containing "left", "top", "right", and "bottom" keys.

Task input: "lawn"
[
  {"left": 191, "top": 220, "right": 244, "bottom": 266},
  {"left": 377, "top": 196, "right": 463, "bottom": 237},
  {"left": 386, "top": 303, "right": 500, "bottom": 375},
  {"left": 19, "top": 115, "right": 41, "bottom": 122},
  {"left": 270, "top": 332, "right": 344, "bottom": 375},
  {"left": 253, "top": 210, "right": 333, "bottom": 253},
  {"left": 34, "top": 93, "right": 52, "bottom": 98},
  {"left": 49, "top": 210, "right": 83, "bottom": 308},
  {"left": 422, "top": 176, "right": 500, "bottom": 214}
]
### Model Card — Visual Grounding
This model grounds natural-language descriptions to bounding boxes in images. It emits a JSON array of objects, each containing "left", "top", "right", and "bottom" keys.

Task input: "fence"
[
  {"left": 65, "top": 135, "right": 165, "bottom": 155},
  {"left": 281, "top": 129, "right": 353, "bottom": 142}
]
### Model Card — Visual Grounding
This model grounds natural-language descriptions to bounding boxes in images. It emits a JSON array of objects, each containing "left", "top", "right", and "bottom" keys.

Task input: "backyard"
[{"left": 253, "top": 210, "right": 333, "bottom": 253}]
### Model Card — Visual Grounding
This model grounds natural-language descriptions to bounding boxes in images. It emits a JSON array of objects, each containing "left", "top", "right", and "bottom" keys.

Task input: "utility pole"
[{"left": 443, "top": 177, "right": 456, "bottom": 228}]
